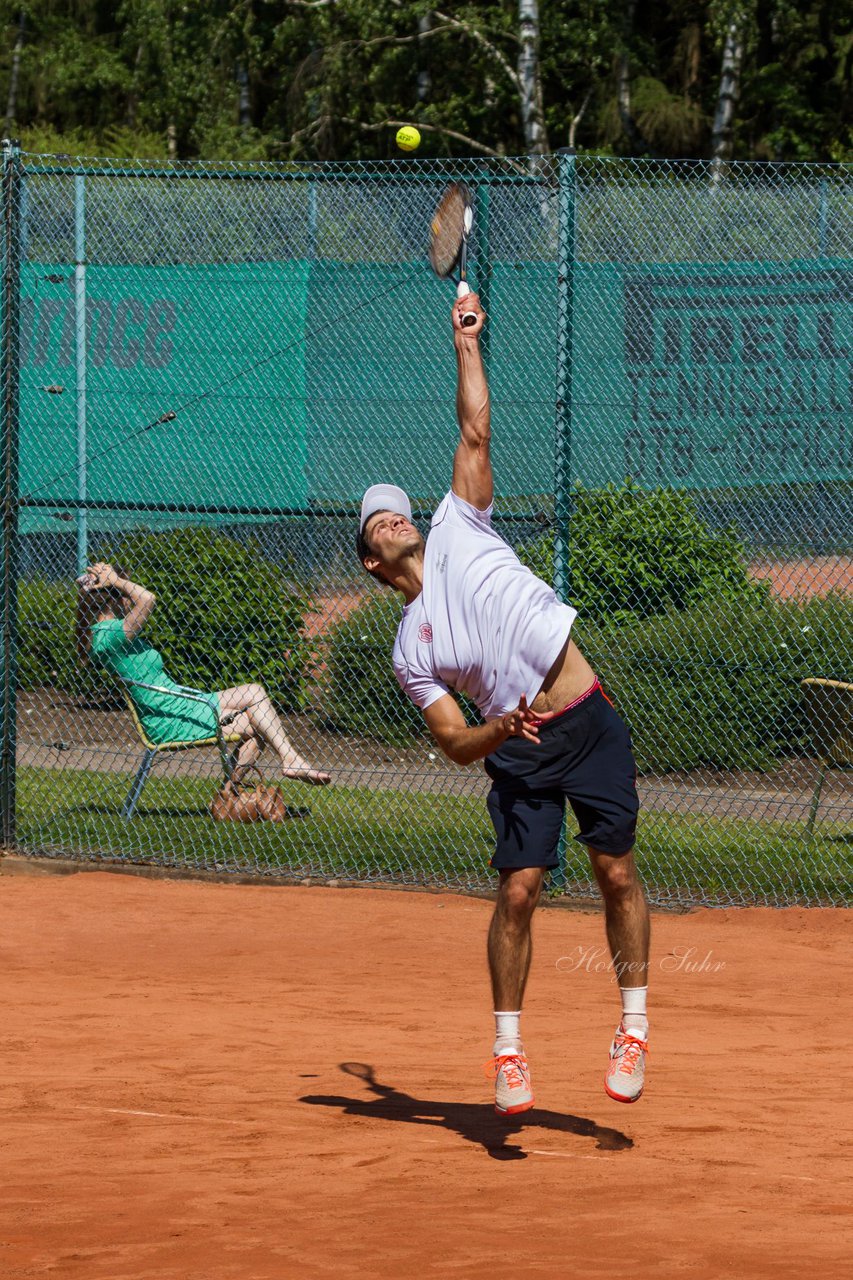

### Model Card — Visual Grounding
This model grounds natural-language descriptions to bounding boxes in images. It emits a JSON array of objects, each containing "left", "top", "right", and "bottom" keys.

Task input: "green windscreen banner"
[
  {"left": 576, "top": 260, "right": 851, "bottom": 490},
  {"left": 18, "top": 257, "right": 851, "bottom": 526},
  {"left": 20, "top": 262, "right": 312, "bottom": 524}
]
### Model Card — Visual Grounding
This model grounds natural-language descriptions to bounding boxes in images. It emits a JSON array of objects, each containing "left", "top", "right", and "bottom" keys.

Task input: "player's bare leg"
[
  {"left": 589, "top": 847, "right": 651, "bottom": 1102},
  {"left": 488, "top": 867, "right": 545, "bottom": 1009},
  {"left": 486, "top": 867, "right": 544, "bottom": 1115}
]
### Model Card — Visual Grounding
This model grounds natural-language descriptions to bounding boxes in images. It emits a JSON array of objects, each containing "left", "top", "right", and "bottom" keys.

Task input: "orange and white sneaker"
[
  {"left": 486, "top": 1051, "right": 535, "bottom": 1116},
  {"left": 604, "top": 1024, "right": 649, "bottom": 1103}
]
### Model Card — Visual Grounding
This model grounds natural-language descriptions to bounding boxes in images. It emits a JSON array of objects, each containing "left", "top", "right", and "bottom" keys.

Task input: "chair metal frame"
[
  {"left": 800, "top": 678, "right": 853, "bottom": 839},
  {"left": 119, "top": 678, "right": 242, "bottom": 819}
]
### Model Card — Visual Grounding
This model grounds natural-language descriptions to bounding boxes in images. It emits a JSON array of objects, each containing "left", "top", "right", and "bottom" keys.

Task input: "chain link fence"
[{"left": 1, "top": 146, "right": 850, "bottom": 907}]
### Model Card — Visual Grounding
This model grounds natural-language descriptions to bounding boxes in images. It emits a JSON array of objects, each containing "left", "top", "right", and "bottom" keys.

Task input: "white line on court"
[
  {"left": 70, "top": 1105, "right": 251, "bottom": 1125},
  {"left": 528, "top": 1149, "right": 608, "bottom": 1159}
]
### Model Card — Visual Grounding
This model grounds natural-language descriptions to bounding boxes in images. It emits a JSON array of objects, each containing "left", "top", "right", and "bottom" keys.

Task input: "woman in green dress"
[{"left": 79, "top": 562, "right": 330, "bottom": 786}]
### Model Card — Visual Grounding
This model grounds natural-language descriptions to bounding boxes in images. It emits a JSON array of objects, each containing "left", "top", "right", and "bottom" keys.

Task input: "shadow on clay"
[{"left": 300, "top": 1061, "right": 633, "bottom": 1162}]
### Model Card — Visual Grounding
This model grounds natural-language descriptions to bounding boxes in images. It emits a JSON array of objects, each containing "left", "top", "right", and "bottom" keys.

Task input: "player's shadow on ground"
[{"left": 300, "top": 1062, "right": 633, "bottom": 1162}]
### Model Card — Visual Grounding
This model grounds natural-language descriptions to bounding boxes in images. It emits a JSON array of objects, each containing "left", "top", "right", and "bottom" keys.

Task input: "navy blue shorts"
[{"left": 484, "top": 686, "right": 639, "bottom": 870}]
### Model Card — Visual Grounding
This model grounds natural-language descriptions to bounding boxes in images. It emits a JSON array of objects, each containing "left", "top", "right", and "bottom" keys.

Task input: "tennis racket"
[{"left": 429, "top": 182, "right": 478, "bottom": 327}]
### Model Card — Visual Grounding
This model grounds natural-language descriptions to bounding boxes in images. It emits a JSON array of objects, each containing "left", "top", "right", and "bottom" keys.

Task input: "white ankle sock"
[
  {"left": 493, "top": 1010, "right": 521, "bottom": 1055},
  {"left": 620, "top": 986, "right": 649, "bottom": 1037}
]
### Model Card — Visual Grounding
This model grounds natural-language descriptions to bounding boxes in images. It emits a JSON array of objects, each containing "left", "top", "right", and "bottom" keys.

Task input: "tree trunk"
[
  {"left": 568, "top": 88, "right": 592, "bottom": 150},
  {"left": 683, "top": 22, "right": 701, "bottom": 99},
  {"left": 126, "top": 42, "right": 144, "bottom": 129},
  {"left": 417, "top": 12, "right": 431, "bottom": 102},
  {"left": 237, "top": 62, "right": 251, "bottom": 128},
  {"left": 518, "top": 0, "right": 548, "bottom": 155},
  {"left": 711, "top": 9, "right": 747, "bottom": 165},
  {"left": 4, "top": 11, "right": 26, "bottom": 133},
  {"left": 616, "top": 0, "right": 646, "bottom": 154}
]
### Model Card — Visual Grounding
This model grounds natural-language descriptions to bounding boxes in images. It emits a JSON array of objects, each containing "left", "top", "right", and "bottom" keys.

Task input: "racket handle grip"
[{"left": 456, "top": 280, "right": 478, "bottom": 328}]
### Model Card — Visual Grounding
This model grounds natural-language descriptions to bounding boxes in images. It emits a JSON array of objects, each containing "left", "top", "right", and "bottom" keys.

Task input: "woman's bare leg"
[
  {"left": 217, "top": 685, "right": 330, "bottom": 785},
  {"left": 228, "top": 734, "right": 262, "bottom": 783}
]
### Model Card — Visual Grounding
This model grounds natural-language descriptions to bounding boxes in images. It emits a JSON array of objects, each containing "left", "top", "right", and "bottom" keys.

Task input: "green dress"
[{"left": 91, "top": 619, "right": 220, "bottom": 746}]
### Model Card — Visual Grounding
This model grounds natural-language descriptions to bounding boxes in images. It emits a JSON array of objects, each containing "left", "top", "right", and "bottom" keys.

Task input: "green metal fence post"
[
  {"left": 1, "top": 138, "right": 22, "bottom": 850},
  {"left": 818, "top": 176, "right": 828, "bottom": 259},
  {"left": 551, "top": 147, "right": 577, "bottom": 894},
  {"left": 74, "top": 173, "right": 88, "bottom": 574},
  {"left": 553, "top": 147, "right": 576, "bottom": 603}
]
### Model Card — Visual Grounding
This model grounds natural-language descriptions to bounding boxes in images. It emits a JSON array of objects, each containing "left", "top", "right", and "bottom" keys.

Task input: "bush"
[
  {"left": 101, "top": 527, "right": 313, "bottom": 708},
  {"left": 581, "top": 591, "right": 853, "bottom": 772},
  {"left": 17, "top": 527, "right": 314, "bottom": 709},
  {"left": 17, "top": 578, "right": 80, "bottom": 693},
  {"left": 520, "top": 482, "right": 768, "bottom": 625},
  {"left": 322, "top": 591, "right": 426, "bottom": 744}
]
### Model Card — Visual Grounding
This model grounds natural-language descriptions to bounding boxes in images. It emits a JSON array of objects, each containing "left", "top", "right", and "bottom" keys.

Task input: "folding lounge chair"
[
  {"left": 800, "top": 678, "right": 853, "bottom": 838},
  {"left": 119, "top": 678, "right": 241, "bottom": 819}
]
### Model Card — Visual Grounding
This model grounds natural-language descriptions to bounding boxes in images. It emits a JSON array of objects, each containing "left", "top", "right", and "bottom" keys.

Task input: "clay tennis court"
[{"left": 1, "top": 864, "right": 850, "bottom": 1279}]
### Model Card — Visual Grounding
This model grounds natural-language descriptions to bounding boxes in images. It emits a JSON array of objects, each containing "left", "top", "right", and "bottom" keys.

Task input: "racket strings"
[{"left": 429, "top": 184, "right": 470, "bottom": 279}]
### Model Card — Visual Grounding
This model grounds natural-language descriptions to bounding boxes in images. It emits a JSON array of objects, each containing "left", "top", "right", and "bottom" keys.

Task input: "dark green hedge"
[
  {"left": 322, "top": 588, "right": 852, "bottom": 770},
  {"left": 322, "top": 591, "right": 426, "bottom": 745},
  {"left": 581, "top": 592, "right": 852, "bottom": 772},
  {"left": 17, "top": 577, "right": 80, "bottom": 693},
  {"left": 520, "top": 481, "right": 769, "bottom": 624}
]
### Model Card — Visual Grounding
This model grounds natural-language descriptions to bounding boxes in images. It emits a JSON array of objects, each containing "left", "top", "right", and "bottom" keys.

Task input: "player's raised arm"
[{"left": 450, "top": 294, "right": 493, "bottom": 510}]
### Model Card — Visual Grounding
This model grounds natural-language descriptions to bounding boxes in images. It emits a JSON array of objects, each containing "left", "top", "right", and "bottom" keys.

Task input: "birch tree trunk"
[
  {"left": 711, "top": 8, "right": 747, "bottom": 165},
  {"left": 518, "top": 0, "right": 548, "bottom": 155},
  {"left": 417, "top": 12, "right": 431, "bottom": 102}
]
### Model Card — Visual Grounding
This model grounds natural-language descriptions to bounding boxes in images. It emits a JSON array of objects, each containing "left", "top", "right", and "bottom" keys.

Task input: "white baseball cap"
[{"left": 360, "top": 483, "right": 412, "bottom": 534}]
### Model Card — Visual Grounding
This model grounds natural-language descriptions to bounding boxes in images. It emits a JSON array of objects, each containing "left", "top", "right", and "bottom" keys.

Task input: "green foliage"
[
  {"left": 321, "top": 499, "right": 850, "bottom": 772},
  {"left": 580, "top": 591, "right": 853, "bottom": 772},
  {"left": 101, "top": 526, "right": 313, "bottom": 708},
  {"left": 519, "top": 483, "right": 768, "bottom": 626},
  {"left": 18, "top": 122, "right": 170, "bottom": 159},
  {"left": 322, "top": 590, "right": 425, "bottom": 745},
  {"left": 2, "top": 0, "right": 851, "bottom": 161},
  {"left": 17, "top": 577, "right": 80, "bottom": 693}
]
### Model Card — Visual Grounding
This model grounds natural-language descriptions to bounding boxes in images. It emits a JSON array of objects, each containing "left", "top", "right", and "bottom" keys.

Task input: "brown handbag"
[{"left": 209, "top": 767, "right": 290, "bottom": 823}]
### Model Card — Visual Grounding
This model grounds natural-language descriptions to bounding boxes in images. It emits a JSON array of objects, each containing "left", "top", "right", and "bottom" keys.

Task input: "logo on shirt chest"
[{"left": 418, "top": 623, "right": 433, "bottom": 644}]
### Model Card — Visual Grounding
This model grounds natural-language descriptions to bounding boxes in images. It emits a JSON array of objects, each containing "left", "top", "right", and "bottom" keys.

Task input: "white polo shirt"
[{"left": 392, "top": 490, "right": 577, "bottom": 720}]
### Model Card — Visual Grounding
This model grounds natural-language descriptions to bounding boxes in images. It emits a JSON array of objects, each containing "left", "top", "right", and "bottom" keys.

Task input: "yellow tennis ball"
[{"left": 396, "top": 125, "right": 421, "bottom": 153}]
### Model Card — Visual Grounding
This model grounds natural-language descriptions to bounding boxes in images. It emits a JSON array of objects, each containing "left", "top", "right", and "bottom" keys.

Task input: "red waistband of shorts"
[{"left": 530, "top": 678, "right": 603, "bottom": 726}]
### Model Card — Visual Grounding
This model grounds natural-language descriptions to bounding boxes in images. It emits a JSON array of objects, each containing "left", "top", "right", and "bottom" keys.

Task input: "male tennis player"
[{"left": 356, "top": 294, "right": 650, "bottom": 1114}]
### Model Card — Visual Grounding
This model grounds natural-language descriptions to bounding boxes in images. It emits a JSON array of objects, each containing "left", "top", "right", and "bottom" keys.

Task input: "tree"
[
  {"left": 0, "top": 0, "right": 849, "bottom": 161},
  {"left": 518, "top": 0, "right": 548, "bottom": 154},
  {"left": 710, "top": 1, "right": 753, "bottom": 165}
]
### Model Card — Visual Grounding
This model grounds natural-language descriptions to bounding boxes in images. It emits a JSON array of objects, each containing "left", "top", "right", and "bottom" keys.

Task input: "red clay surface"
[
  {"left": 749, "top": 556, "right": 852, "bottom": 601},
  {"left": 1, "top": 868, "right": 851, "bottom": 1279}
]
